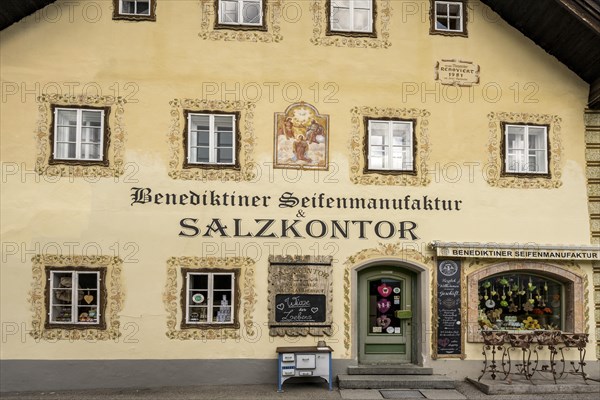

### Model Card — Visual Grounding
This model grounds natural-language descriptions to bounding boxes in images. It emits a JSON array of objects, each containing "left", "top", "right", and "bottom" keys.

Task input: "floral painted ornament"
[
  {"left": 377, "top": 299, "right": 391, "bottom": 313},
  {"left": 377, "top": 283, "right": 392, "bottom": 297}
]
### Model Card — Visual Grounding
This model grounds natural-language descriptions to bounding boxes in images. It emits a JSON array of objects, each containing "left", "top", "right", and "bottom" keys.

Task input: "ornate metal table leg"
[
  {"left": 479, "top": 331, "right": 507, "bottom": 381},
  {"left": 560, "top": 333, "right": 589, "bottom": 383},
  {"left": 508, "top": 333, "right": 534, "bottom": 383}
]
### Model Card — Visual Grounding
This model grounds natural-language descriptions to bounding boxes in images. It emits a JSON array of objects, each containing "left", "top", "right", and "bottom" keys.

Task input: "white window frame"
[
  {"left": 187, "top": 113, "right": 237, "bottom": 166},
  {"left": 53, "top": 107, "right": 105, "bottom": 162},
  {"left": 218, "top": 0, "right": 263, "bottom": 26},
  {"left": 185, "top": 272, "right": 235, "bottom": 325},
  {"left": 48, "top": 270, "right": 101, "bottom": 325},
  {"left": 330, "top": 0, "right": 373, "bottom": 33},
  {"left": 367, "top": 119, "right": 414, "bottom": 171},
  {"left": 434, "top": 1, "right": 463, "bottom": 33},
  {"left": 504, "top": 124, "right": 548, "bottom": 174},
  {"left": 119, "top": 0, "right": 151, "bottom": 16}
]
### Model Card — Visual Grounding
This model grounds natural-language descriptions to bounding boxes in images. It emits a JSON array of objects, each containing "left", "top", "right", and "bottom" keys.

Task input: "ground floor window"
[{"left": 478, "top": 272, "right": 563, "bottom": 331}]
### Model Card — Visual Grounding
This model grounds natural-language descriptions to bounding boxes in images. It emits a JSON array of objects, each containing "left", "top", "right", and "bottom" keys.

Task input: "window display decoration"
[
  {"left": 478, "top": 274, "right": 563, "bottom": 331},
  {"left": 28, "top": 254, "right": 124, "bottom": 341},
  {"left": 164, "top": 256, "right": 256, "bottom": 340}
]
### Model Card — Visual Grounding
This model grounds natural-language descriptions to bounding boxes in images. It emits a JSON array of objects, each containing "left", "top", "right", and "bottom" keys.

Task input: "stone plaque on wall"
[
  {"left": 434, "top": 59, "right": 480, "bottom": 86},
  {"left": 268, "top": 255, "right": 333, "bottom": 336}
]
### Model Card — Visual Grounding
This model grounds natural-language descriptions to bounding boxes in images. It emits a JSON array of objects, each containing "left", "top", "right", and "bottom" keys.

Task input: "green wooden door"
[{"left": 358, "top": 267, "right": 414, "bottom": 364}]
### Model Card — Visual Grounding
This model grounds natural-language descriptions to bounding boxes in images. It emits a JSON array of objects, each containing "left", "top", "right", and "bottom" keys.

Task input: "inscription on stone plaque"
[{"left": 434, "top": 59, "right": 480, "bottom": 86}]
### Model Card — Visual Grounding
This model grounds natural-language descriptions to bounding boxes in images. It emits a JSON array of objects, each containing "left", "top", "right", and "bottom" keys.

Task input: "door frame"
[{"left": 351, "top": 258, "right": 431, "bottom": 366}]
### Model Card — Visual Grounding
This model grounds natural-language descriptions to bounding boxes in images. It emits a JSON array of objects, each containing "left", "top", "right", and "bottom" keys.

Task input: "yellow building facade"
[{"left": 1, "top": 0, "right": 599, "bottom": 391}]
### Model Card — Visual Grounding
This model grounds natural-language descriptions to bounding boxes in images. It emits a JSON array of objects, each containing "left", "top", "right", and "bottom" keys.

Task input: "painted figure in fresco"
[
  {"left": 278, "top": 117, "right": 295, "bottom": 140},
  {"left": 293, "top": 135, "right": 312, "bottom": 163},
  {"left": 305, "top": 119, "right": 325, "bottom": 144}
]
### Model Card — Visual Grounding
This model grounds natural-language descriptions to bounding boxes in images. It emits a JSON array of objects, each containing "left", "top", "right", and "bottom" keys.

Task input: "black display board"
[
  {"left": 275, "top": 294, "right": 326, "bottom": 323},
  {"left": 436, "top": 259, "right": 462, "bottom": 356}
]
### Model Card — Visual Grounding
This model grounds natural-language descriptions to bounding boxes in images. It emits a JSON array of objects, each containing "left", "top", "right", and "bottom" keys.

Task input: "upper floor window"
[
  {"left": 366, "top": 119, "right": 415, "bottom": 173},
  {"left": 185, "top": 112, "right": 239, "bottom": 167},
  {"left": 218, "top": 0, "right": 264, "bottom": 27},
  {"left": 47, "top": 268, "right": 106, "bottom": 328},
  {"left": 51, "top": 106, "right": 108, "bottom": 164},
  {"left": 329, "top": 0, "right": 374, "bottom": 35},
  {"left": 430, "top": 0, "right": 467, "bottom": 37},
  {"left": 113, "top": 0, "right": 156, "bottom": 20},
  {"left": 503, "top": 124, "right": 549, "bottom": 175},
  {"left": 183, "top": 270, "right": 238, "bottom": 327}
]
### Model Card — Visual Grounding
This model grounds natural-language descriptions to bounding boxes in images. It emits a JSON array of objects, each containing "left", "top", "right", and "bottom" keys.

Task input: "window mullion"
[
  {"left": 208, "top": 274, "right": 214, "bottom": 323},
  {"left": 185, "top": 274, "right": 190, "bottom": 323},
  {"left": 350, "top": 3, "right": 355, "bottom": 31},
  {"left": 209, "top": 115, "right": 216, "bottom": 163},
  {"left": 72, "top": 272, "right": 78, "bottom": 324},
  {"left": 387, "top": 121, "right": 393, "bottom": 169},
  {"left": 76, "top": 109, "right": 82, "bottom": 160}
]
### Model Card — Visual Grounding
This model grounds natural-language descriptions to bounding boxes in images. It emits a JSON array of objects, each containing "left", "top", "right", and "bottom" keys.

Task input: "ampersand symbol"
[{"left": 296, "top": 209, "right": 306, "bottom": 218}]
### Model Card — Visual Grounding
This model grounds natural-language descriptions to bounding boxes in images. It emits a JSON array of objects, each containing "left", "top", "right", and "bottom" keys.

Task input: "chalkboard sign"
[
  {"left": 275, "top": 294, "right": 326, "bottom": 323},
  {"left": 436, "top": 259, "right": 462, "bottom": 357}
]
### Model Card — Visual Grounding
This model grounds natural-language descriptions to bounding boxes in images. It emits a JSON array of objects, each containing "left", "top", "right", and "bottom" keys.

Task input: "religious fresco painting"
[{"left": 274, "top": 102, "right": 329, "bottom": 170}]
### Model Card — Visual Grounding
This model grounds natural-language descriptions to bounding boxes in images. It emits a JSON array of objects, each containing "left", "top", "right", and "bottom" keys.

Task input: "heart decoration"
[
  {"left": 377, "top": 283, "right": 392, "bottom": 298},
  {"left": 376, "top": 315, "right": 391, "bottom": 329},
  {"left": 276, "top": 303, "right": 285, "bottom": 311},
  {"left": 377, "top": 299, "right": 391, "bottom": 313},
  {"left": 439, "top": 338, "right": 450, "bottom": 347},
  {"left": 84, "top": 295, "right": 94, "bottom": 304},
  {"left": 311, "top": 307, "right": 318, "bottom": 314}
]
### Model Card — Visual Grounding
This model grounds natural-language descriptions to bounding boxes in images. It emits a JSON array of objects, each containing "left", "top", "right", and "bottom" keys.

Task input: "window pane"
[
  {"left": 213, "top": 291, "right": 233, "bottom": 323},
  {"left": 528, "top": 150, "right": 547, "bottom": 172},
  {"left": 354, "top": 9, "right": 370, "bottom": 31},
  {"left": 57, "top": 110, "right": 77, "bottom": 126},
  {"left": 507, "top": 132, "right": 525, "bottom": 150},
  {"left": 52, "top": 306, "right": 73, "bottom": 323},
  {"left": 82, "top": 111, "right": 101, "bottom": 127},
  {"left": 122, "top": 1, "right": 135, "bottom": 13},
  {"left": 80, "top": 144, "right": 101, "bottom": 160},
  {"left": 194, "top": 131, "right": 210, "bottom": 147},
  {"left": 191, "top": 147, "right": 210, "bottom": 163},
  {"left": 217, "top": 148, "right": 233, "bottom": 163},
  {"left": 56, "top": 143, "right": 77, "bottom": 159},
  {"left": 56, "top": 126, "right": 77, "bottom": 142},
  {"left": 217, "top": 131, "right": 233, "bottom": 147},
  {"left": 213, "top": 274, "right": 232, "bottom": 290},
  {"left": 369, "top": 154, "right": 384, "bottom": 169},
  {"left": 436, "top": 2, "right": 448, "bottom": 14},
  {"left": 448, "top": 17, "right": 461, "bottom": 31},
  {"left": 190, "top": 274, "right": 209, "bottom": 290},
  {"left": 332, "top": 7, "right": 350, "bottom": 30},
  {"left": 81, "top": 128, "right": 101, "bottom": 144},
  {"left": 214, "top": 115, "right": 234, "bottom": 132},
  {"left": 242, "top": 1, "right": 261, "bottom": 24},
  {"left": 190, "top": 115, "right": 210, "bottom": 131},
  {"left": 436, "top": 17, "right": 449, "bottom": 30},
  {"left": 221, "top": 1, "right": 239, "bottom": 23},
  {"left": 355, "top": 0, "right": 371, "bottom": 9},
  {"left": 137, "top": 1, "right": 150, "bottom": 15},
  {"left": 448, "top": 3, "right": 461, "bottom": 16}
]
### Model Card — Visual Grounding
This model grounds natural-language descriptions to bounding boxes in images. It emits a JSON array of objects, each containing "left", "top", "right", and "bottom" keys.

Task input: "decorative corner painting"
[{"left": 274, "top": 102, "right": 329, "bottom": 170}]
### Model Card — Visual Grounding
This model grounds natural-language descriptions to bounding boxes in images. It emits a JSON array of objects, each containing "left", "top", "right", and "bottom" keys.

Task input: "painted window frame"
[
  {"left": 501, "top": 123, "right": 550, "bottom": 177},
  {"left": 180, "top": 268, "right": 241, "bottom": 329},
  {"left": 328, "top": 0, "right": 375, "bottom": 37},
  {"left": 113, "top": 0, "right": 157, "bottom": 21},
  {"left": 45, "top": 267, "right": 107, "bottom": 330},
  {"left": 183, "top": 110, "right": 240, "bottom": 169},
  {"left": 364, "top": 117, "right": 417, "bottom": 174},
  {"left": 49, "top": 105, "right": 110, "bottom": 167},
  {"left": 429, "top": 0, "right": 468, "bottom": 37},
  {"left": 215, "top": 0, "right": 267, "bottom": 31}
]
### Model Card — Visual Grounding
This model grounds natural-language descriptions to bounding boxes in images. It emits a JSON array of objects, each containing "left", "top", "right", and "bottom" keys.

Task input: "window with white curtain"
[
  {"left": 367, "top": 119, "right": 414, "bottom": 172},
  {"left": 119, "top": 0, "right": 151, "bottom": 15},
  {"left": 504, "top": 124, "right": 548, "bottom": 174},
  {"left": 187, "top": 113, "right": 236, "bottom": 165},
  {"left": 53, "top": 107, "right": 105, "bottom": 162},
  {"left": 330, "top": 0, "right": 373, "bottom": 33},
  {"left": 219, "top": 0, "right": 263, "bottom": 26}
]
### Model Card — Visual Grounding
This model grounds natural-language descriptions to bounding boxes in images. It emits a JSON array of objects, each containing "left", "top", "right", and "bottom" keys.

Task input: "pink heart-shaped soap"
[
  {"left": 377, "top": 283, "right": 392, "bottom": 297},
  {"left": 377, "top": 299, "right": 391, "bottom": 313},
  {"left": 376, "top": 315, "right": 391, "bottom": 329}
]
